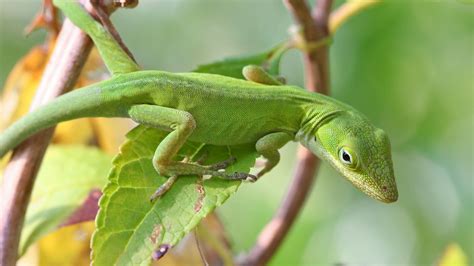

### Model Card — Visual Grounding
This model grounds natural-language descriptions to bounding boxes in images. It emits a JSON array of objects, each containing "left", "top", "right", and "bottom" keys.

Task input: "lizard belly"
[
  {"left": 184, "top": 104, "right": 287, "bottom": 146},
  {"left": 187, "top": 114, "right": 268, "bottom": 146}
]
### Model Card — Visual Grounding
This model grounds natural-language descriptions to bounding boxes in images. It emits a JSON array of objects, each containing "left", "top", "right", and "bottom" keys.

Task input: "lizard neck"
[{"left": 295, "top": 94, "right": 347, "bottom": 148}]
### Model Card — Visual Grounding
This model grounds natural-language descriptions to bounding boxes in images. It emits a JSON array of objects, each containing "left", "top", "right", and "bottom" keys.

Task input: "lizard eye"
[{"left": 339, "top": 148, "right": 353, "bottom": 165}]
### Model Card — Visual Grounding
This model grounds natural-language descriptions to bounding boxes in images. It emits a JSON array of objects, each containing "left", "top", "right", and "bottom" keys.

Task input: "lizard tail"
[{"left": 0, "top": 86, "right": 118, "bottom": 158}]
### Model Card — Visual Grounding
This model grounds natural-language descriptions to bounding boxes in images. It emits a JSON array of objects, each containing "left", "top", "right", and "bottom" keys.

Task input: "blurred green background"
[{"left": 1, "top": 1, "right": 472, "bottom": 265}]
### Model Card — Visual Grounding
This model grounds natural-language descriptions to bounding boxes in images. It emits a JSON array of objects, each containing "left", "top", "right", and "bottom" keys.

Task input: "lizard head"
[{"left": 298, "top": 110, "right": 398, "bottom": 203}]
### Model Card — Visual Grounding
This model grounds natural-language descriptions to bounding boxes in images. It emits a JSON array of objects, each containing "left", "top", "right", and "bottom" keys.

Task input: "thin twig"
[
  {"left": 24, "top": 0, "right": 60, "bottom": 37},
  {"left": 0, "top": 1, "right": 122, "bottom": 264},
  {"left": 90, "top": 0, "right": 137, "bottom": 63},
  {"left": 329, "top": 0, "right": 380, "bottom": 33},
  {"left": 284, "top": 0, "right": 328, "bottom": 92},
  {"left": 194, "top": 229, "right": 210, "bottom": 266},
  {"left": 242, "top": 0, "right": 332, "bottom": 265}
]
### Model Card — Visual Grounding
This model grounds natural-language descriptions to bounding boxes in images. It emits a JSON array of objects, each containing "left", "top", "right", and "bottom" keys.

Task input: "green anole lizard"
[{"left": 0, "top": 0, "right": 398, "bottom": 203}]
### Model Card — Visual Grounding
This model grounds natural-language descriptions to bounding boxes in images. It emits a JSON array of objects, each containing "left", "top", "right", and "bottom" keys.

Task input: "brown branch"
[
  {"left": 0, "top": 18, "right": 92, "bottom": 266},
  {"left": 241, "top": 0, "right": 332, "bottom": 265},
  {"left": 0, "top": 1, "right": 126, "bottom": 264}
]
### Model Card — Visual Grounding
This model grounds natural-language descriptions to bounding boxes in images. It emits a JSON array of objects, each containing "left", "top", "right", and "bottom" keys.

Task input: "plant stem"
[
  {"left": 330, "top": 0, "right": 380, "bottom": 33},
  {"left": 0, "top": 1, "right": 125, "bottom": 264},
  {"left": 0, "top": 18, "right": 93, "bottom": 266},
  {"left": 241, "top": 0, "right": 332, "bottom": 265}
]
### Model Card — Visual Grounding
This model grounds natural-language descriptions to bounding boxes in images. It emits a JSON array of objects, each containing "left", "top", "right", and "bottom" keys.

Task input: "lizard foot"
[
  {"left": 202, "top": 156, "right": 257, "bottom": 182},
  {"left": 149, "top": 156, "right": 255, "bottom": 202},
  {"left": 215, "top": 171, "right": 258, "bottom": 183},
  {"left": 205, "top": 156, "right": 237, "bottom": 171},
  {"left": 150, "top": 175, "right": 178, "bottom": 202}
]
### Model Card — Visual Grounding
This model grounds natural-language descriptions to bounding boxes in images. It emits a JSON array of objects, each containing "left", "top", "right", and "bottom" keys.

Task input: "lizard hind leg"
[
  {"left": 128, "top": 104, "right": 256, "bottom": 201},
  {"left": 149, "top": 155, "right": 254, "bottom": 202}
]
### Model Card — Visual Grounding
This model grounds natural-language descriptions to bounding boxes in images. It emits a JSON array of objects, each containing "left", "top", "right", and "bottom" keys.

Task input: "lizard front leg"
[
  {"left": 128, "top": 104, "right": 255, "bottom": 201},
  {"left": 255, "top": 132, "right": 293, "bottom": 179}
]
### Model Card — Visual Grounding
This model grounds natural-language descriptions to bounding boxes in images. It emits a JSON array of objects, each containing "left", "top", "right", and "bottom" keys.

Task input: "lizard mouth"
[
  {"left": 373, "top": 189, "right": 398, "bottom": 203},
  {"left": 340, "top": 167, "right": 399, "bottom": 204},
  {"left": 357, "top": 179, "right": 398, "bottom": 203}
]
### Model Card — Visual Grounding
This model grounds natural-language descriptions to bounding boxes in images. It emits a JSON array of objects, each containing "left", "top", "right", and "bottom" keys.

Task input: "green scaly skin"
[{"left": 0, "top": 0, "right": 398, "bottom": 203}]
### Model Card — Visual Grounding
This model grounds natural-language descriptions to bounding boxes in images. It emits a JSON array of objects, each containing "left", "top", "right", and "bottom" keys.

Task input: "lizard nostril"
[{"left": 382, "top": 186, "right": 387, "bottom": 191}]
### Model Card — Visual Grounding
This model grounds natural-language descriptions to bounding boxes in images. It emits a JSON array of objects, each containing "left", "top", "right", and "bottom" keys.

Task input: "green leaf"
[
  {"left": 90, "top": 44, "right": 287, "bottom": 265},
  {"left": 16, "top": 146, "right": 112, "bottom": 255},
  {"left": 193, "top": 42, "right": 288, "bottom": 79},
  {"left": 91, "top": 127, "right": 256, "bottom": 265}
]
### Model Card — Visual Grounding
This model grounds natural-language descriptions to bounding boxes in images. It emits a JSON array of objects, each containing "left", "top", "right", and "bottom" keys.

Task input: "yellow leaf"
[
  {"left": 438, "top": 243, "right": 469, "bottom": 266},
  {"left": 0, "top": 45, "right": 50, "bottom": 130},
  {"left": 0, "top": 40, "right": 132, "bottom": 152},
  {"left": 38, "top": 222, "right": 95, "bottom": 266},
  {"left": 1, "top": 38, "right": 132, "bottom": 265}
]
